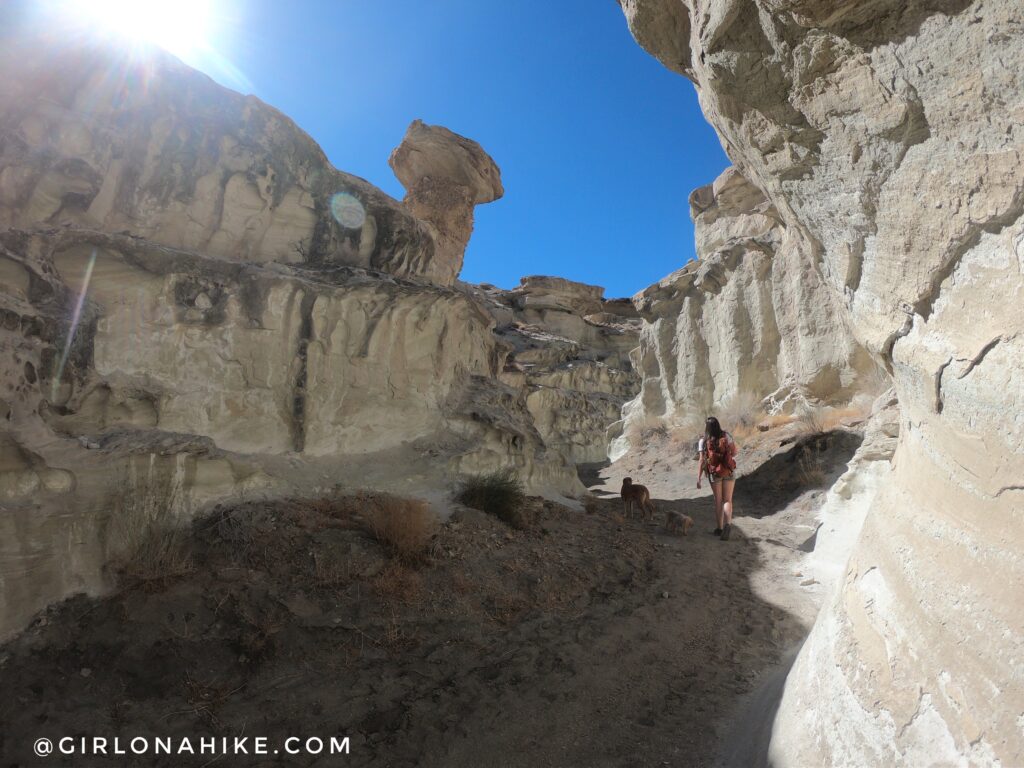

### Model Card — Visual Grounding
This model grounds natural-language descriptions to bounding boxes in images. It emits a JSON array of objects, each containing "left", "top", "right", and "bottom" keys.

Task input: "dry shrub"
[
  {"left": 456, "top": 469, "right": 531, "bottom": 528},
  {"left": 796, "top": 453, "right": 827, "bottom": 487},
  {"left": 311, "top": 552, "right": 351, "bottom": 591},
  {"left": 372, "top": 561, "right": 424, "bottom": 606},
  {"left": 795, "top": 403, "right": 826, "bottom": 435},
  {"left": 667, "top": 412, "right": 705, "bottom": 456},
  {"left": 378, "top": 613, "right": 418, "bottom": 652},
  {"left": 296, "top": 495, "right": 358, "bottom": 528},
  {"left": 624, "top": 412, "right": 670, "bottom": 445},
  {"left": 109, "top": 465, "right": 194, "bottom": 585},
  {"left": 362, "top": 495, "right": 440, "bottom": 563},
  {"left": 718, "top": 391, "right": 763, "bottom": 439},
  {"left": 582, "top": 493, "right": 600, "bottom": 515},
  {"left": 797, "top": 397, "right": 873, "bottom": 435},
  {"left": 819, "top": 406, "right": 865, "bottom": 432},
  {"left": 642, "top": 423, "right": 669, "bottom": 442}
]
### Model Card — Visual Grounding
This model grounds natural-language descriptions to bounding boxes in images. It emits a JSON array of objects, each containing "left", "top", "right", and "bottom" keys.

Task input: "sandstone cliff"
[
  {"left": 620, "top": 0, "right": 1024, "bottom": 764},
  {"left": 0, "top": 24, "right": 638, "bottom": 638},
  {"left": 470, "top": 277, "right": 641, "bottom": 464},
  {"left": 615, "top": 164, "right": 875, "bottom": 449}
]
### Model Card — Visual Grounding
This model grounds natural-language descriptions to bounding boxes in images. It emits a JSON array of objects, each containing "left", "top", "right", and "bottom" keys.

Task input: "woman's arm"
[{"left": 696, "top": 443, "right": 705, "bottom": 487}]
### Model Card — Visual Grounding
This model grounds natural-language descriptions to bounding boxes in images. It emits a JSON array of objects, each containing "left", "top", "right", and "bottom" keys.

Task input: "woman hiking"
[{"left": 696, "top": 416, "right": 738, "bottom": 540}]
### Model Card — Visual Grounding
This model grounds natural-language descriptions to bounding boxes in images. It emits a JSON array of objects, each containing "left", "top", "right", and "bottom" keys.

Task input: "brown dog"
[
  {"left": 620, "top": 477, "right": 655, "bottom": 521},
  {"left": 664, "top": 510, "right": 694, "bottom": 536}
]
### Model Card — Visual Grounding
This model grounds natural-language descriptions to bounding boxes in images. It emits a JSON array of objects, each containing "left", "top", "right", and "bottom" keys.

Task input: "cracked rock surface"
[{"left": 621, "top": 0, "right": 1024, "bottom": 764}]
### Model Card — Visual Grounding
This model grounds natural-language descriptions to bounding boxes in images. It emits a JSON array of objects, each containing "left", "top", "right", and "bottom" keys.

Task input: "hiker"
[{"left": 696, "top": 416, "right": 738, "bottom": 540}]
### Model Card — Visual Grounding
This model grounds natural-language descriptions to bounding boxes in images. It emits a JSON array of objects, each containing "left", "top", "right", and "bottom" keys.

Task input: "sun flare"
[{"left": 60, "top": 0, "right": 213, "bottom": 61}]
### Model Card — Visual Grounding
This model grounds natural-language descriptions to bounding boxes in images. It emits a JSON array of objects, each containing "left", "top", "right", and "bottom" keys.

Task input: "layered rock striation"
[
  {"left": 0, "top": 24, "right": 637, "bottom": 638},
  {"left": 621, "top": 0, "right": 1024, "bottom": 764},
  {"left": 470, "top": 277, "right": 641, "bottom": 464},
  {"left": 621, "top": 165, "right": 875, "bottom": 438}
]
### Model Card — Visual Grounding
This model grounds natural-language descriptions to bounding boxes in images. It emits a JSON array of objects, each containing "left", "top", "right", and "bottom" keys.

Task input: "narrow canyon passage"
[{"left": 0, "top": 423, "right": 856, "bottom": 767}]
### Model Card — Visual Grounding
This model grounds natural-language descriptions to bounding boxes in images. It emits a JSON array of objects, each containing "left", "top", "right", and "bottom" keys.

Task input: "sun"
[{"left": 60, "top": 0, "right": 213, "bottom": 61}]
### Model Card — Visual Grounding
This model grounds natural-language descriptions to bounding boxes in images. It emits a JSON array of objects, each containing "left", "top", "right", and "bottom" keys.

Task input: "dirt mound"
[
  {"left": 0, "top": 494, "right": 659, "bottom": 766},
  {"left": 0, "top": 421, "right": 835, "bottom": 768}
]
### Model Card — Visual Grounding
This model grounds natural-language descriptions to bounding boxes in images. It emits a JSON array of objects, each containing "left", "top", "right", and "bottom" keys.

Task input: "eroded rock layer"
[
  {"left": 621, "top": 0, "right": 1024, "bottom": 764},
  {"left": 0, "top": 23, "right": 622, "bottom": 638},
  {"left": 470, "top": 277, "right": 641, "bottom": 464},
  {"left": 619, "top": 165, "right": 875, "bottom": 439}
]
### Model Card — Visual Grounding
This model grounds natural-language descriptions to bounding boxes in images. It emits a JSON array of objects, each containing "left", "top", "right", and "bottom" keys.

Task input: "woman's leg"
[
  {"left": 721, "top": 478, "right": 736, "bottom": 525},
  {"left": 711, "top": 480, "right": 724, "bottom": 531}
]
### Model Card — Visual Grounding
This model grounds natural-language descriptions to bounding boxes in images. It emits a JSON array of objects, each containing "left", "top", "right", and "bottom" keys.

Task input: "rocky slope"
[
  {"left": 620, "top": 0, "right": 1024, "bottom": 764},
  {"left": 0, "top": 23, "right": 637, "bottom": 639}
]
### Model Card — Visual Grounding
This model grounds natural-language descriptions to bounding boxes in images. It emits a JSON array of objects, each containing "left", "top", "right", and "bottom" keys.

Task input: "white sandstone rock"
[{"left": 621, "top": 1, "right": 1024, "bottom": 764}]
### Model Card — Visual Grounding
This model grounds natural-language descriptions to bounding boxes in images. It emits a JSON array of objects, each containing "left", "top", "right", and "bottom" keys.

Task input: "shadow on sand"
[{"left": 737, "top": 430, "right": 862, "bottom": 517}]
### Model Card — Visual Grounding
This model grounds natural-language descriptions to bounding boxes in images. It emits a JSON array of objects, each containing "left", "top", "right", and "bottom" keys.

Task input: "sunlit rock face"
[
  {"left": 470, "top": 277, "right": 641, "bottom": 464},
  {"left": 621, "top": 0, "right": 1024, "bottom": 764},
  {"left": 0, "top": 33, "right": 447, "bottom": 281},
  {"left": 389, "top": 120, "right": 504, "bottom": 286},
  {"left": 0, "top": 23, "right": 589, "bottom": 638},
  {"left": 619, "top": 165, "right": 873, "bottom": 439}
]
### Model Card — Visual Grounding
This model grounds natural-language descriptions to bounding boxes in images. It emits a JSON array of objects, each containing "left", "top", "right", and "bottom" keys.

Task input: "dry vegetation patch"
[
  {"left": 719, "top": 391, "right": 763, "bottom": 439},
  {"left": 108, "top": 468, "right": 194, "bottom": 586},
  {"left": 361, "top": 494, "right": 440, "bottom": 563},
  {"left": 456, "top": 469, "right": 533, "bottom": 529}
]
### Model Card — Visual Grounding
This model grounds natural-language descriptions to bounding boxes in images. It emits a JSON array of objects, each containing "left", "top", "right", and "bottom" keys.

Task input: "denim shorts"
[{"left": 709, "top": 471, "right": 738, "bottom": 484}]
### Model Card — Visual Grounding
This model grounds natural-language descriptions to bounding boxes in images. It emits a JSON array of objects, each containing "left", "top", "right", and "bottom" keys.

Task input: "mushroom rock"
[{"left": 389, "top": 120, "right": 504, "bottom": 286}]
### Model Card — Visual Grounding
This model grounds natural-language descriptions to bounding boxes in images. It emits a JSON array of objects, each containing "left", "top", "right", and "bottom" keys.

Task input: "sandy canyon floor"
[{"left": 0, "top": 425, "right": 860, "bottom": 767}]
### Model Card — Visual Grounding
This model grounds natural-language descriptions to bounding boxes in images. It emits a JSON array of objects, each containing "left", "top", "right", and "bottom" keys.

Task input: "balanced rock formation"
[
  {"left": 621, "top": 0, "right": 1024, "bottom": 764},
  {"left": 389, "top": 120, "right": 504, "bottom": 286},
  {"left": 0, "top": 24, "right": 613, "bottom": 638},
  {"left": 470, "top": 277, "right": 641, "bottom": 464}
]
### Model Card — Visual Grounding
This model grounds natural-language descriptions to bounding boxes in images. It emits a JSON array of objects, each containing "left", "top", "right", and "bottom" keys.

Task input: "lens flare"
[
  {"left": 58, "top": 0, "right": 212, "bottom": 62},
  {"left": 330, "top": 192, "right": 366, "bottom": 229},
  {"left": 52, "top": 248, "right": 97, "bottom": 401}
]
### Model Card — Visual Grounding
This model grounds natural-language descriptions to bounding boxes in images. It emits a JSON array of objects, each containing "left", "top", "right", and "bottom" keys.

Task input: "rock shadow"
[
  {"left": 0, "top": 490, "right": 810, "bottom": 768},
  {"left": 736, "top": 430, "right": 862, "bottom": 517}
]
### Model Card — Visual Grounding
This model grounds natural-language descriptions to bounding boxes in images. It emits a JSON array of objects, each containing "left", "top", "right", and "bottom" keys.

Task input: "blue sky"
[{"left": 72, "top": 1, "right": 732, "bottom": 297}]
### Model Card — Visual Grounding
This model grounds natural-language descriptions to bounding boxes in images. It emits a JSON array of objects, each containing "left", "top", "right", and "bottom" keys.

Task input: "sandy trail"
[{"left": 0, "top": 426, "right": 859, "bottom": 768}]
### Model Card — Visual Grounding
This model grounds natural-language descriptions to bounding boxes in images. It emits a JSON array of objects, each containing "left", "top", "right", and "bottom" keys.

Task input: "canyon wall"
[
  {"left": 620, "top": 0, "right": 1023, "bottom": 764},
  {"left": 0, "top": 22, "right": 637, "bottom": 638},
  {"left": 619, "top": 164, "right": 875, "bottom": 439},
  {"left": 471, "top": 277, "right": 641, "bottom": 464}
]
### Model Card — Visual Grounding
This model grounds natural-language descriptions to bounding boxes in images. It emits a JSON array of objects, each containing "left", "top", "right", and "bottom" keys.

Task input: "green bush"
[{"left": 456, "top": 469, "right": 530, "bottom": 528}]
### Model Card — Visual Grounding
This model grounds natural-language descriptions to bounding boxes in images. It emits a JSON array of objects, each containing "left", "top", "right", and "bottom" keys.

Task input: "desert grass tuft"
[
  {"left": 362, "top": 494, "right": 440, "bottom": 563},
  {"left": 456, "top": 469, "right": 531, "bottom": 529},
  {"left": 795, "top": 402, "right": 826, "bottom": 435},
  {"left": 372, "top": 561, "right": 425, "bottom": 606},
  {"left": 796, "top": 452, "right": 827, "bottom": 487},
  {"left": 109, "top": 466, "right": 194, "bottom": 586}
]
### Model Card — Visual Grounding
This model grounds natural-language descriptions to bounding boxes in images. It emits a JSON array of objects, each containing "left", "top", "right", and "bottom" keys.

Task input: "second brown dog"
[{"left": 664, "top": 510, "right": 694, "bottom": 536}]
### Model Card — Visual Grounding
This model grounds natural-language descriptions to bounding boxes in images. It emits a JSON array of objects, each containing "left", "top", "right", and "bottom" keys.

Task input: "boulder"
[{"left": 389, "top": 120, "right": 503, "bottom": 286}]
